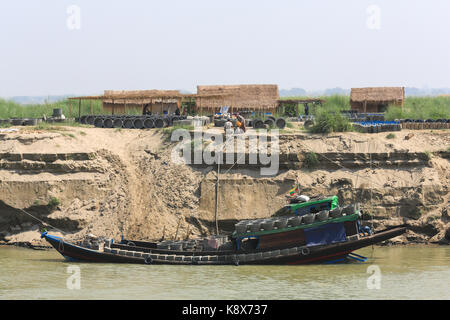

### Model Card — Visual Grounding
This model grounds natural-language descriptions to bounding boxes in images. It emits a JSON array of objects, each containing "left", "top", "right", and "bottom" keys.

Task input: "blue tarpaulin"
[{"left": 304, "top": 222, "right": 347, "bottom": 246}]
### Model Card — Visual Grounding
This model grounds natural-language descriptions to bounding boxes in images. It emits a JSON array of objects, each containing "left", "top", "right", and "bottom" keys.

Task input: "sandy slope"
[{"left": 0, "top": 125, "right": 448, "bottom": 247}]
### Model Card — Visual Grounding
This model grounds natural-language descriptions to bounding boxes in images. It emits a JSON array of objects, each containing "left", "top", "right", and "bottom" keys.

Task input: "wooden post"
[{"left": 215, "top": 159, "right": 220, "bottom": 235}]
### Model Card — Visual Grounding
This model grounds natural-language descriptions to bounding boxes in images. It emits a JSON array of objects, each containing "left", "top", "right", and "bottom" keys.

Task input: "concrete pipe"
[
  {"left": 24, "top": 118, "right": 38, "bottom": 126},
  {"left": 329, "top": 207, "right": 343, "bottom": 218},
  {"left": 304, "top": 120, "right": 314, "bottom": 130},
  {"left": 86, "top": 115, "right": 95, "bottom": 125},
  {"left": 288, "top": 216, "right": 301, "bottom": 227},
  {"left": 11, "top": 118, "right": 24, "bottom": 126},
  {"left": 103, "top": 118, "right": 113, "bottom": 128},
  {"left": 316, "top": 210, "right": 329, "bottom": 221},
  {"left": 94, "top": 117, "right": 104, "bottom": 128},
  {"left": 252, "top": 118, "right": 264, "bottom": 129},
  {"left": 123, "top": 118, "right": 134, "bottom": 129},
  {"left": 113, "top": 118, "right": 123, "bottom": 128},
  {"left": 52, "top": 108, "right": 62, "bottom": 117},
  {"left": 275, "top": 118, "right": 286, "bottom": 129},
  {"left": 235, "top": 222, "right": 247, "bottom": 234},
  {"left": 79, "top": 115, "right": 88, "bottom": 124},
  {"left": 143, "top": 118, "right": 155, "bottom": 129},
  {"left": 303, "top": 213, "right": 315, "bottom": 224},
  {"left": 249, "top": 222, "right": 261, "bottom": 233},
  {"left": 274, "top": 218, "right": 288, "bottom": 229},
  {"left": 154, "top": 118, "right": 168, "bottom": 128},
  {"left": 261, "top": 219, "right": 275, "bottom": 231},
  {"left": 133, "top": 118, "right": 144, "bottom": 129},
  {"left": 264, "top": 118, "right": 275, "bottom": 128},
  {"left": 342, "top": 204, "right": 355, "bottom": 215}
]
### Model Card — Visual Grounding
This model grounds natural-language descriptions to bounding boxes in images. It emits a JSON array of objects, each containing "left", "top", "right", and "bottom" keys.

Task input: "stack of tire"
[
  {"left": 6, "top": 118, "right": 42, "bottom": 126},
  {"left": 78, "top": 114, "right": 186, "bottom": 129},
  {"left": 400, "top": 119, "right": 450, "bottom": 130}
]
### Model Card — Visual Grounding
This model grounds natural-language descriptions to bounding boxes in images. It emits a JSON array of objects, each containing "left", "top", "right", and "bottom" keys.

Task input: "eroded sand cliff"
[{"left": 0, "top": 126, "right": 448, "bottom": 247}]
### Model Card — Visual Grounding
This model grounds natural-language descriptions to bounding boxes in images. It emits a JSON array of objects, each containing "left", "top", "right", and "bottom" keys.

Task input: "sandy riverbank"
[{"left": 0, "top": 125, "right": 448, "bottom": 247}]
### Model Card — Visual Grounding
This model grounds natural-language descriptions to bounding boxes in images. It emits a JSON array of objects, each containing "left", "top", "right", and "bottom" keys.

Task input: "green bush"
[
  {"left": 386, "top": 133, "right": 396, "bottom": 139},
  {"left": 309, "top": 110, "right": 351, "bottom": 134},
  {"left": 303, "top": 152, "right": 319, "bottom": 168},
  {"left": 48, "top": 197, "right": 60, "bottom": 208}
]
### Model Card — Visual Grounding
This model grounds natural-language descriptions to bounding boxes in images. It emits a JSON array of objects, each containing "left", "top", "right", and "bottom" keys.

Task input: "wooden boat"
[{"left": 42, "top": 195, "right": 406, "bottom": 265}]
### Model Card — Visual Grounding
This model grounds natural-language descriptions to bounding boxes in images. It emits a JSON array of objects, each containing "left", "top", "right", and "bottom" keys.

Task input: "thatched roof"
[
  {"left": 350, "top": 87, "right": 404, "bottom": 103},
  {"left": 278, "top": 99, "right": 326, "bottom": 104},
  {"left": 196, "top": 84, "right": 279, "bottom": 110},
  {"left": 103, "top": 90, "right": 182, "bottom": 104},
  {"left": 68, "top": 95, "right": 104, "bottom": 100}
]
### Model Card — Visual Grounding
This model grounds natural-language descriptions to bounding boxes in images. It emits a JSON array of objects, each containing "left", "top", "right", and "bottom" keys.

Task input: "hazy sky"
[{"left": 0, "top": 0, "right": 449, "bottom": 96}]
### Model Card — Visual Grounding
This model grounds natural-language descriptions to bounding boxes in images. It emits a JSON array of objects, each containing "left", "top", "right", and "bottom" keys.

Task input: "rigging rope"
[{"left": 16, "top": 207, "right": 67, "bottom": 235}]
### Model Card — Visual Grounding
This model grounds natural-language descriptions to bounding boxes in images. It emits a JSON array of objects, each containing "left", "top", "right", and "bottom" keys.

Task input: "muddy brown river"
[{"left": 0, "top": 245, "right": 448, "bottom": 300}]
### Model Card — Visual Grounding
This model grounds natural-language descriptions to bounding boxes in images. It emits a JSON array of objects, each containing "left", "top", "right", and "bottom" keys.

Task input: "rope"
[{"left": 16, "top": 207, "right": 67, "bottom": 235}]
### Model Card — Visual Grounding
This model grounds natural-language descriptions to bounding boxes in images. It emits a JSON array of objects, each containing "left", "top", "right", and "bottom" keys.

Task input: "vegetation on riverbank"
[
  {"left": 1, "top": 95, "right": 449, "bottom": 123},
  {"left": 385, "top": 96, "right": 450, "bottom": 120},
  {"left": 0, "top": 98, "right": 104, "bottom": 119},
  {"left": 280, "top": 95, "right": 352, "bottom": 133},
  {"left": 283, "top": 95, "right": 450, "bottom": 120}
]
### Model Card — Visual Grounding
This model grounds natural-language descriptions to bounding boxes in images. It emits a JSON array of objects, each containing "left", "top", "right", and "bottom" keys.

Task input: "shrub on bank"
[
  {"left": 47, "top": 197, "right": 60, "bottom": 208},
  {"left": 303, "top": 152, "right": 319, "bottom": 168},
  {"left": 308, "top": 110, "right": 352, "bottom": 133}
]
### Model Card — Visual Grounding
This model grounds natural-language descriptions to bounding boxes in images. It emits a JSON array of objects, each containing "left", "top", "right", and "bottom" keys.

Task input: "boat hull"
[{"left": 42, "top": 226, "right": 406, "bottom": 265}]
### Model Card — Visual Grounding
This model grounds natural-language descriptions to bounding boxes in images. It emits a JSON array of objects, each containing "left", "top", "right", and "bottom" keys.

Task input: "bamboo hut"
[
  {"left": 196, "top": 84, "right": 280, "bottom": 114},
  {"left": 102, "top": 90, "right": 182, "bottom": 115},
  {"left": 350, "top": 87, "right": 405, "bottom": 113}
]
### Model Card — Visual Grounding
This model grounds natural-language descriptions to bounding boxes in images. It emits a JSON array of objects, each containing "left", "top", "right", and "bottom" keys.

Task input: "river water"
[{"left": 0, "top": 245, "right": 448, "bottom": 300}]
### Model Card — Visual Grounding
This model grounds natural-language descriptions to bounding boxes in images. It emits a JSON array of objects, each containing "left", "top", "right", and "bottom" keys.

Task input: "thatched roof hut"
[
  {"left": 196, "top": 84, "right": 280, "bottom": 114},
  {"left": 350, "top": 87, "right": 404, "bottom": 113},
  {"left": 102, "top": 90, "right": 182, "bottom": 115}
]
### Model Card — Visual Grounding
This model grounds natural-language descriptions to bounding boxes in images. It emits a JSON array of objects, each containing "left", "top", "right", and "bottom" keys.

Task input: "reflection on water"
[{"left": 0, "top": 245, "right": 449, "bottom": 300}]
